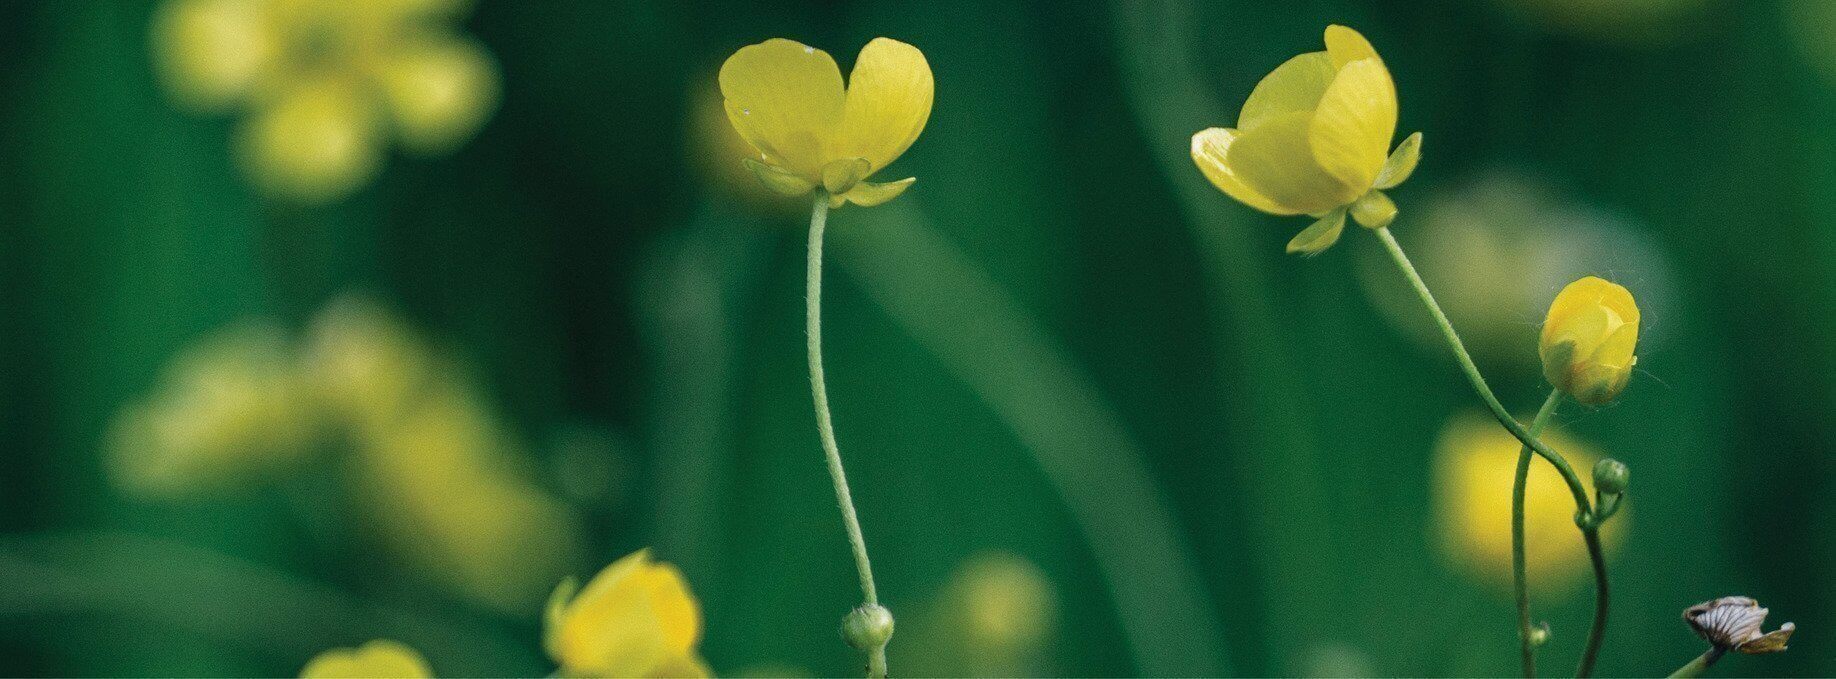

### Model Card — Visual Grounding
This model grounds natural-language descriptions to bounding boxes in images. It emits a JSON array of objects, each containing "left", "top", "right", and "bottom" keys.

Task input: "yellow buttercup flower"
[
  {"left": 1190, "top": 25, "right": 1422, "bottom": 255},
  {"left": 1540, "top": 276, "right": 1640, "bottom": 405},
  {"left": 1434, "top": 412, "right": 1624, "bottom": 594},
  {"left": 719, "top": 37, "right": 933, "bottom": 208},
  {"left": 546, "top": 549, "right": 710, "bottom": 678},
  {"left": 152, "top": 0, "right": 499, "bottom": 203},
  {"left": 300, "top": 639, "right": 432, "bottom": 678}
]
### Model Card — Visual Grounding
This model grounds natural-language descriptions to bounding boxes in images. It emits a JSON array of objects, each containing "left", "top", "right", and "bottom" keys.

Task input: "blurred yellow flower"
[
  {"left": 151, "top": 0, "right": 499, "bottom": 203},
  {"left": 108, "top": 321, "right": 319, "bottom": 497},
  {"left": 304, "top": 295, "right": 584, "bottom": 613},
  {"left": 719, "top": 37, "right": 932, "bottom": 208},
  {"left": 1540, "top": 276, "right": 1639, "bottom": 406},
  {"left": 951, "top": 552, "right": 1055, "bottom": 657},
  {"left": 545, "top": 549, "right": 709, "bottom": 678},
  {"left": 1190, "top": 25, "right": 1421, "bottom": 255},
  {"left": 1434, "top": 412, "right": 1624, "bottom": 593},
  {"left": 300, "top": 639, "right": 432, "bottom": 678}
]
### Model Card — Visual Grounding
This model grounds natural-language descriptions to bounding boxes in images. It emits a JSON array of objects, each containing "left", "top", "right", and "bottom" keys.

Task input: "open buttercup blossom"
[
  {"left": 1684, "top": 596, "right": 1795, "bottom": 655},
  {"left": 1190, "top": 25, "right": 1422, "bottom": 255},
  {"left": 545, "top": 549, "right": 709, "bottom": 678},
  {"left": 719, "top": 37, "right": 933, "bottom": 208},
  {"left": 1540, "top": 276, "right": 1640, "bottom": 406},
  {"left": 151, "top": 0, "right": 499, "bottom": 203},
  {"left": 299, "top": 639, "right": 432, "bottom": 678}
]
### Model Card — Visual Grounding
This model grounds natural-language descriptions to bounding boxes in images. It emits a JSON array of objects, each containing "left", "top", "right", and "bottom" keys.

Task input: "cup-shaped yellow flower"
[
  {"left": 545, "top": 549, "right": 709, "bottom": 678},
  {"left": 719, "top": 37, "right": 932, "bottom": 208},
  {"left": 1190, "top": 25, "right": 1422, "bottom": 255},
  {"left": 1540, "top": 276, "right": 1640, "bottom": 405},
  {"left": 300, "top": 639, "right": 432, "bottom": 678}
]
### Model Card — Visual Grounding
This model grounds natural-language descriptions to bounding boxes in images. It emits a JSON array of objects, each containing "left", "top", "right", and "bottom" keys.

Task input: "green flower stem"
[
  {"left": 806, "top": 191, "right": 887, "bottom": 678},
  {"left": 1576, "top": 528, "right": 1610, "bottom": 677},
  {"left": 1513, "top": 388, "right": 1565, "bottom": 678},
  {"left": 1371, "top": 227, "right": 1613, "bottom": 675},
  {"left": 1666, "top": 648, "right": 1725, "bottom": 678}
]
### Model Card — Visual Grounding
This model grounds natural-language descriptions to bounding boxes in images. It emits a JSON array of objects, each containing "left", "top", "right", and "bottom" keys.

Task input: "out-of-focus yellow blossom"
[
  {"left": 108, "top": 321, "right": 319, "bottom": 497},
  {"left": 1191, "top": 25, "right": 1421, "bottom": 255},
  {"left": 1540, "top": 276, "right": 1640, "bottom": 406},
  {"left": 302, "top": 295, "right": 438, "bottom": 436},
  {"left": 151, "top": 0, "right": 499, "bottom": 203},
  {"left": 354, "top": 376, "right": 585, "bottom": 614},
  {"left": 1434, "top": 412, "right": 1624, "bottom": 594},
  {"left": 304, "top": 295, "right": 583, "bottom": 613},
  {"left": 545, "top": 549, "right": 709, "bottom": 678},
  {"left": 719, "top": 37, "right": 932, "bottom": 208},
  {"left": 952, "top": 552, "right": 1055, "bottom": 657},
  {"left": 300, "top": 639, "right": 432, "bottom": 678}
]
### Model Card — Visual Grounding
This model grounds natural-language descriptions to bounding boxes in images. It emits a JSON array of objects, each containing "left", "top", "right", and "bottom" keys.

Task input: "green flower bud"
[
  {"left": 1593, "top": 458, "right": 1629, "bottom": 495},
  {"left": 841, "top": 604, "right": 895, "bottom": 651}
]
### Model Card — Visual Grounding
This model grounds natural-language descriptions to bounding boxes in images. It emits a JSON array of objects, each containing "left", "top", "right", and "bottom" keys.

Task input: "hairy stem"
[
  {"left": 1577, "top": 529, "right": 1610, "bottom": 677},
  {"left": 806, "top": 192, "right": 887, "bottom": 677},
  {"left": 1665, "top": 647, "right": 1724, "bottom": 678}
]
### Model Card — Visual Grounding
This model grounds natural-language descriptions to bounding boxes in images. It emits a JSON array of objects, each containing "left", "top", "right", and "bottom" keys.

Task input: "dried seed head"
[{"left": 1683, "top": 596, "right": 1796, "bottom": 654}]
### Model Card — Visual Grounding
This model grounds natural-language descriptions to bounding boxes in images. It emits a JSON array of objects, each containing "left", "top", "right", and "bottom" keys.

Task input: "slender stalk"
[
  {"left": 1512, "top": 389, "right": 1565, "bottom": 678},
  {"left": 1577, "top": 529, "right": 1609, "bottom": 677},
  {"left": 1371, "top": 228, "right": 1591, "bottom": 508},
  {"left": 1371, "top": 227, "right": 1615, "bottom": 673},
  {"left": 1666, "top": 648, "right": 1725, "bottom": 678},
  {"left": 805, "top": 191, "right": 887, "bottom": 677}
]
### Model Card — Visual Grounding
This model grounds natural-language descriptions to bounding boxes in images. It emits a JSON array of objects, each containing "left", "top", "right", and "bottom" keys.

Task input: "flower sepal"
[
  {"left": 1349, "top": 190, "right": 1397, "bottom": 229},
  {"left": 832, "top": 177, "right": 916, "bottom": 208},
  {"left": 743, "top": 157, "right": 817, "bottom": 197},
  {"left": 1375, "top": 131, "right": 1422, "bottom": 189},
  {"left": 1286, "top": 207, "right": 1348, "bottom": 256}
]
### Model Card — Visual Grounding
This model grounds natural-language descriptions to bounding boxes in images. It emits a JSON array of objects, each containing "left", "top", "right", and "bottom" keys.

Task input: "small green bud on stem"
[
  {"left": 1593, "top": 458, "right": 1629, "bottom": 496},
  {"left": 842, "top": 604, "right": 895, "bottom": 651}
]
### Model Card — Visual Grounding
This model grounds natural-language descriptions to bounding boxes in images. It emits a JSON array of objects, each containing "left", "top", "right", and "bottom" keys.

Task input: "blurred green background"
[{"left": 2, "top": 0, "right": 1832, "bottom": 676}]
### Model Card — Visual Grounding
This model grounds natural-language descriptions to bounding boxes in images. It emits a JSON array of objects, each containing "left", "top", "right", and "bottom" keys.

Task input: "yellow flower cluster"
[
  {"left": 152, "top": 0, "right": 499, "bottom": 203},
  {"left": 108, "top": 297, "right": 582, "bottom": 612}
]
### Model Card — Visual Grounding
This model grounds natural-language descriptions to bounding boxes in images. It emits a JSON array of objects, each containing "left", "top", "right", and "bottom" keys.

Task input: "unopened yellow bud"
[{"left": 1540, "top": 276, "right": 1639, "bottom": 405}]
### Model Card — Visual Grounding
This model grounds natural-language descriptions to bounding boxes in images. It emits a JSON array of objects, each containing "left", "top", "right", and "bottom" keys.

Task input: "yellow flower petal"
[
  {"left": 152, "top": 0, "right": 280, "bottom": 111},
  {"left": 300, "top": 640, "right": 432, "bottom": 679},
  {"left": 640, "top": 564, "right": 702, "bottom": 654},
  {"left": 839, "top": 177, "right": 915, "bottom": 207},
  {"left": 1226, "top": 111, "right": 1363, "bottom": 214},
  {"left": 1190, "top": 127, "right": 1291, "bottom": 215},
  {"left": 719, "top": 39, "right": 846, "bottom": 181},
  {"left": 1286, "top": 208, "right": 1347, "bottom": 256},
  {"left": 238, "top": 77, "right": 384, "bottom": 204},
  {"left": 834, "top": 37, "right": 933, "bottom": 174},
  {"left": 1236, "top": 51, "right": 1336, "bottom": 133},
  {"left": 1323, "top": 25, "right": 1381, "bottom": 69},
  {"left": 1308, "top": 58, "right": 1397, "bottom": 191},
  {"left": 376, "top": 33, "right": 500, "bottom": 155},
  {"left": 1374, "top": 131, "right": 1422, "bottom": 189},
  {"left": 546, "top": 550, "right": 707, "bottom": 678}
]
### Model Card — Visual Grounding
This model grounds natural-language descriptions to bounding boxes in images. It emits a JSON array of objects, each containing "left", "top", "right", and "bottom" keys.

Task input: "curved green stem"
[
  {"left": 1371, "top": 227, "right": 1615, "bottom": 674},
  {"left": 1666, "top": 648, "right": 1724, "bottom": 678},
  {"left": 1371, "top": 227, "right": 1591, "bottom": 509},
  {"left": 1512, "top": 389, "right": 1565, "bottom": 678},
  {"left": 806, "top": 192, "right": 887, "bottom": 677},
  {"left": 1577, "top": 529, "right": 1609, "bottom": 677}
]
